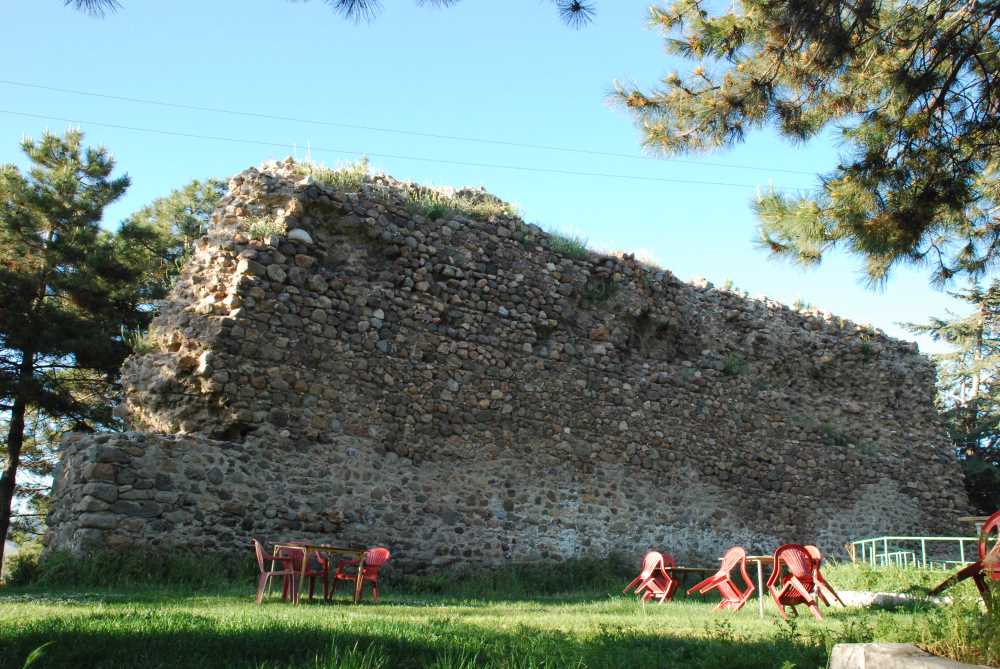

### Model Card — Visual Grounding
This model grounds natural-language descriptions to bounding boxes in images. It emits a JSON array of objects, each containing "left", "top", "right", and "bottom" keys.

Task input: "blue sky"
[{"left": 0, "top": 0, "right": 970, "bottom": 353}]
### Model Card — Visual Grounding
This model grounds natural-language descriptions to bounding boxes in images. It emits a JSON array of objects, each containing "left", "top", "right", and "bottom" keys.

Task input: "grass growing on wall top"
[
  {"left": 545, "top": 231, "right": 589, "bottom": 259},
  {"left": 295, "top": 158, "right": 370, "bottom": 193},
  {"left": 403, "top": 189, "right": 518, "bottom": 222}
]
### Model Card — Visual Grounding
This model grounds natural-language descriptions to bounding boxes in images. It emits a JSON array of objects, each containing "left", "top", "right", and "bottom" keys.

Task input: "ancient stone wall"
[{"left": 45, "top": 159, "right": 969, "bottom": 566}]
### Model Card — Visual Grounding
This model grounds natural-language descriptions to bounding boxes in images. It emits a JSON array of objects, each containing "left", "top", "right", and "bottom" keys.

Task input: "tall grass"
[
  {"left": 403, "top": 189, "right": 518, "bottom": 222},
  {"left": 295, "top": 158, "right": 370, "bottom": 193},
  {"left": 545, "top": 231, "right": 589, "bottom": 259},
  {"left": 5, "top": 548, "right": 256, "bottom": 589}
]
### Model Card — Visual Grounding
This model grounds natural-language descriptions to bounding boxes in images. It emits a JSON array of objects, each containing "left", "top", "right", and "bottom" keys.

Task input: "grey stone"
[
  {"left": 287, "top": 228, "right": 313, "bottom": 244},
  {"left": 829, "top": 643, "right": 990, "bottom": 669}
]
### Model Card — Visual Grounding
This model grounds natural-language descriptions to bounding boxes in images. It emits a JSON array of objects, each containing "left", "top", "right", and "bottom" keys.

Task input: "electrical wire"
[
  {"left": 0, "top": 109, "right": 812, "bottom": 190},
  {"left": 0, "top": 78, "right": 819, "bottom": 176}
]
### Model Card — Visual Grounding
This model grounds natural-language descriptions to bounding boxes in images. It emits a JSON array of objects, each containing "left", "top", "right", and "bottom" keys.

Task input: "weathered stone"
[
  {"left": 44, "top": 158, "right": 969, "bottom": 568},
  {"left": 829, "top": 643, "right": 990, "bottom": 669},
  {"left": 287, "top": 228, "right": 313, "bottom": 244},
  {"left": 266, "top": 264, "right": 286, "bottom": 283}
]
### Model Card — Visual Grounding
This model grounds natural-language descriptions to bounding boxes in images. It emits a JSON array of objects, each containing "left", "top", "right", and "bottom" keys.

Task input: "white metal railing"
[{"left": 848, "top": 535, "right": 979, "bottom": 569}]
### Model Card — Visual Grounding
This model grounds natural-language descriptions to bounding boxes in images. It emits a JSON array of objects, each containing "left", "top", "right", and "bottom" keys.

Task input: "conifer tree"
[
  {"left": 0, "top": 130, "right": 145, "bottom": 569},
  {"left": 116, "top": 178, "right": 226, "bottom": 304},
  {"left": 64, "top": 0, "right": 596, "bottom": 26},
  {"left": 617, "top": 0, "right": 1000, "bottom": 286},
  {"left": 905, "top": 281, "right": 1000, "bottom": 512}
]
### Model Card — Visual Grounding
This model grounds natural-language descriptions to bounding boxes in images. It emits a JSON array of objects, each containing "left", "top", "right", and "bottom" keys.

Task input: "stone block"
[
  {"left": 829, "top": 643, "right": 990, "bottom": 669},
  {"left": 79, "top": 513, "right": 121, "bottom": 530}
]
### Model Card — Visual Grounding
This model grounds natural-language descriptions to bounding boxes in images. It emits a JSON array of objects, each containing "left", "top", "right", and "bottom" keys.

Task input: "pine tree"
[
  {"left": 116, "top": 178, "right": 226, "bottom": 305},
  {"left": 905, "top": 281, "right": 1000, "bottom": 512},
  {"left": 616, "top": 1, "right": 1000, "bottom": 286},
  {"left": 0, "top": 130, "right": 145, "bottom": 569},
  {"left": 64, "top": 0, "right": 596, "bottom": 26}
]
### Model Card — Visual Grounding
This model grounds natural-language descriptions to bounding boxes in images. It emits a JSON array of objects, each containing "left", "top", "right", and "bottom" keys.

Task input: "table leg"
[
  {"left": 353, "top": 554, "right": 366, "bottom": 604},
  {"left": 757, "top": 560, "right": 765, "bottom": 618},
  {"left": 268, "top": 546, "right": 277, "bottom": 599},
  {"left": 297, "top": 548, "right": 308, "bottom": 606}
]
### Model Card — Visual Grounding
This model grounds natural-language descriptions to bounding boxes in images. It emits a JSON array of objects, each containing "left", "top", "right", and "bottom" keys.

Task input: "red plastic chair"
[
  {"left": 624, "top": 551, "right": 665, "bottom": 596},
  {"left": 638, "top": 553, "right": 680, "bottom": 603},
  {"left": 252, "top": 539, "right": 298, "bottom": 605},
  {"left": 804, "top": 545, "right": 845, "bottom": 607},
  {"left": 279, "top": 543, "right": 331, "bottom": 602},
  {"left": 624, "top": 552, "right": 678, "bottom": 603},
  {"left": 687, "top": 546, "right": 755, "bottom": 612},
  {"left": 333, "top": 547, "right": 391, "bottom": 602},
  {"left": 767, "top": 544, "right": 823, "bottom": 620},
  {"left": 931, "top": 509, "right": 1000, "bottom": 609}
]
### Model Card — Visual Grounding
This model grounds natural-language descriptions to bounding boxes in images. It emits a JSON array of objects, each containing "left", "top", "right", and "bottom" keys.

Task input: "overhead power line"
[
  {"left": 0, "top": 79, "right": 819, "bottom": 177},
  {"left": 0, "top": 109, "right": 812, "bottom": 190}
]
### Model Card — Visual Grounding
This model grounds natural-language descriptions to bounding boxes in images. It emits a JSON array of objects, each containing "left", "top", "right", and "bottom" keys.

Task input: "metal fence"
[{"left": 847, "top": 536, "right": 980, "bottom": 569}]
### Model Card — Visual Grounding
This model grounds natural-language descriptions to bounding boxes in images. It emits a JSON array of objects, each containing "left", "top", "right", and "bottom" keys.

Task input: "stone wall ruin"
[{"left": 45, "top": 159, "right": 969, "bottom": 567}]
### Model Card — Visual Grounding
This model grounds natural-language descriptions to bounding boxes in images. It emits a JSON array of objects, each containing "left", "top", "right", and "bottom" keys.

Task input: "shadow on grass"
[{"left": 0, "top": 606, "right": 829, "bottom": 669}]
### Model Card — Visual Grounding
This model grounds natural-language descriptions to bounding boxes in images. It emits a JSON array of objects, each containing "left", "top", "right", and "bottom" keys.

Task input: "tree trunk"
[{"left": 0, "top": 351, "right": 33, "bottom": 576}]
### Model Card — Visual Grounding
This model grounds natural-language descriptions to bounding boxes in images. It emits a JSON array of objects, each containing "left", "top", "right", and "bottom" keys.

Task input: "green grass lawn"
[
  {"left": 0, "top": 585, "right": 993, "bottom": 669},
  {"left": 1, "top": 557, "right": 996, "bottom": 669}
]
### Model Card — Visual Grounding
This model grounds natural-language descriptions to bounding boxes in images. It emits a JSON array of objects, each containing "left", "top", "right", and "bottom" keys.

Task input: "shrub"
[
  {"left": 9, "top": 549, "right": 256, "bottom": 588},
  {"left": 245, "top": 215, "right": 287, "bottom": 241},
  {"left": 2, "top": 542, "right": 43, "bottom": 585}
]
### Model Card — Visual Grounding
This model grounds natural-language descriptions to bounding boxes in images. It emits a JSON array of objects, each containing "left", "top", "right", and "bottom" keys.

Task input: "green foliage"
[
  {"left": 2, "top": 541, "right": 43, "bottom": 584},
  {"left": 296, "top": 159, "right": 517, "bottom": 222},
  {"left": 7, "top": 548, "right": 256, "bottom": 588},
  {"left": 404, "top": 189, "right": 518, "bottom": 222},
  {"left": 120, "top": 325, "right": 160, "bottom": 355},
  {"left": 21, "top": 641, "right": 56, "bottom": 669},
  {"left": 67, "top": 0, "right": 598, "bottom": 27},
  {"left": 296, "top": 158, "right": 370, "bottom": 193},
  {"left": 546, "top": 231, "right": 589, "bottom": 259},
  {"left": 819, "top": 421, "right": 851, "bottom": 447},
  {"left": 0, "top": 130, "right": 148, "bottom": 568},
  {"left": 617, "top": 0, "right": 1000, "bottom": 286},
  {"left": 116, "top": 178, "right": 225, "bottom": 300},
  {"left": 386, "top": 555, "right": 632, "bottom": 598},
  {"left": 904, "top": 281, "right": 1000, "bottom": 512},
  {"left": 246, "top": 216, "right": 288, "bottom": 241},
  {"left": 722, "top": 353, "right": 748, "bottom": 376},
  {"left": 2, "top": 569, "right": 998, "bottom": 668}
]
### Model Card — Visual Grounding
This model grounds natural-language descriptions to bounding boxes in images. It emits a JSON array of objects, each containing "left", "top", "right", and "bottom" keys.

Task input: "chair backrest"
[
  {"left": 980, "top": 510, "right": 1000, "bottom": 579},
  {"left": 252, "top": 539, "right": 267, "bottom": 573},
  {"left": 774, "top": 544, "right": 814, "bottom": 582},
  {"left": 636, "top": 551, "right": 665, "bottom": 580},
  {"left": 718, "top": 546, "right": 747, "bottom": 576},
  {"left": 804, "top": 545, "right": 823, "bottom": 570},
  {"left": 365, "top": 547, "right": 391, "bottom": 568},
  {"left": 661, "top": 553, "right": 677, "bottom": 570}
]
